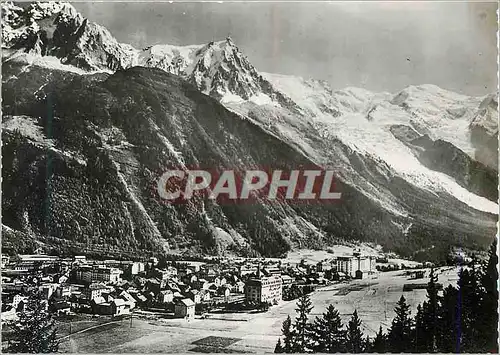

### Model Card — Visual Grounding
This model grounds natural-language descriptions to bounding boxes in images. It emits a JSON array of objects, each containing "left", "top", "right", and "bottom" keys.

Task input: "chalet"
[
  {"left": 214, "top": 276, "right": 227, "bottom": 287},
  {"left": 132, "top": 293, "right": 147, "bottom": 305},
  {"left": 103, "top": 293, "right": 115, "bottom": 302},
  {"left": 174, "top": 298, "right": 195, "bottom": 319},
  {"left": 83, "top": 283, "right": 107, "bottom": 300},
  {"left": 230, "top": 280, "right": 245, "bottom": 293},
  {"left": 51, "top": 301, "right": 71, "bottom": 315},
  {"left": 218, "top": 286, "right": 230, "bottom": 298},
  {"left": 128, "top": 262, "right": 146, "bottom": 276},
  {"left": 199, "top": 290, "right": 211, "bottom": 302},
  {"left": 91, "top": 296, "right": 107, "bottom": 313},
  {"left": 186, "top": 290, "right": 201, "bottom": 304},
  {"left": 120, "top": 291, "right": 137, "bottom": 308},
  {"left": 208, "top": 284, "right": 218, "bottom": 294},
  {"left": 111, "top": 299, "right": 133, "bottom": 316},
  {"left": 158, "top": 290, "right": 174, "bottom": 304}
]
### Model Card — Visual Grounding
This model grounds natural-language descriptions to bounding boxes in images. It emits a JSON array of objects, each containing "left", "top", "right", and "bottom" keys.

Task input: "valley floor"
[{"left": 58, "top": 267, "right": 460, "bottom": 353}]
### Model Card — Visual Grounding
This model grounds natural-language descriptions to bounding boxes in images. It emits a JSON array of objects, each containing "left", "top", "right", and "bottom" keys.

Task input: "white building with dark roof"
[{"left": 174, "top": 298, "right": 195, "bottom": 319}]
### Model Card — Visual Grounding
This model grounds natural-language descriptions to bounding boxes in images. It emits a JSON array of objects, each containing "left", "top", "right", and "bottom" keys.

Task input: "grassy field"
[{"left": 58, "top": 266, "right": 460, "bottom": 353}]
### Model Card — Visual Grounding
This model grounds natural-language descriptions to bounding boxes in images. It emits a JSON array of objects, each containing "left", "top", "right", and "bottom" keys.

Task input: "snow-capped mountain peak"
[
  {"left": 2, "top": 1, "right": 137, "bottom": 71},
  {"left": 136, "top": 36, "right": 269, "bottom": 102},
  {"left": 26, "top": 1, "right": 79, "bottom": 20},
  {"left": 2, "top": 1, "right": 277, "bottom": 103}
]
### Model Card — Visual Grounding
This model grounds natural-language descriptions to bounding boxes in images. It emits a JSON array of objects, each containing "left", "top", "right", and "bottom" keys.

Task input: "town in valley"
[{"left": 1, "top": 247, "right": 469, "bottom": 352}]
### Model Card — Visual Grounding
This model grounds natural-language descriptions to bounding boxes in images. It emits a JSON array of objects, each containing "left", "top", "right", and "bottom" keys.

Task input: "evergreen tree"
[
  {"left": 371, "top": 326, "right": 387, "bottom": 353},
  {"left": 412, "top": 269, "right": 441, "bottom": 353},
  {"left": 477, "top": 240, "right": 499, "bottom": 353},
  {"left": 275, "top": 338, "right": 284, "bottom": 353},
  {"left": 422, "top": 268, "right": 441, "bottom": 352},
  {"left": 458, "top": 265, "right": 481, "bottom": 352},
  {"left": 6, "top": 291, "right": 59, "bottom": 353},
  {"left": 311, "top": 304, "right": 345, "bottom": 353},
  {"left": 280, "top": 315, "right": 294, "bottom": 353},
  {"left": 413, "top": 304, "right": 427, "bottom": 352},
  {"left": 292, "top": 294, "right": 314, "bottom": 352},
  {"left": 346, "top": 310, "right": 364, "bottom": 353},
  {"left": 437, "top": 284, "right": 461, "bottom": 353},
  {"left": 363, "top": 336, "right": 372, "bottom": 353},
  {"left": 387, "top": 295, "right": 412, "bottom": 353}
]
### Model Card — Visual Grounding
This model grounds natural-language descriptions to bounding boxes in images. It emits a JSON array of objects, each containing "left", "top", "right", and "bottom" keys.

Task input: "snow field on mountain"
[
  {"left": 321, "top": 112, "right": 497, "bottom": 214},
  {"left": 260, "top": 72, "right": 497, "bottom": 214}
]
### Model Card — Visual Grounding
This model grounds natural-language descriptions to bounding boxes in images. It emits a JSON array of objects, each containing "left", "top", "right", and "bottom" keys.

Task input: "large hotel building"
[{"left": 244, "top": 266, "right": 282, "bottom": 304}]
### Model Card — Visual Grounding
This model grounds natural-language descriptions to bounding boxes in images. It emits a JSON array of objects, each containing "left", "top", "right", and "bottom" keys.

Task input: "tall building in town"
[
  {"left": 335, "top": 252, "right": 376, "bottom": 278},
  {"left": 76, "top": 265, "right": 122, "bottom": 283},
  {"left": 244, "top": 264, "right": 282, "bottom": 304}
]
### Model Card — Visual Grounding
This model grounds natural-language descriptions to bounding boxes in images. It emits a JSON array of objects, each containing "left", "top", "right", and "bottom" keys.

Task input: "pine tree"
[
  {"left": 275, "top": 338, "right": 284, "bottom": 353},
  {"left": 422, "top": 267, "right": 441, "bottom": 352},
  {"left": 477, "top": 240, "right": 499, "bottom": 353},
  {"left": 280, "top": 315, "right": 294, "bottom": 353},
  {"left": 311, "top": 304, "right": 345, "bottom": 353},
  {"left": 437, "top": 284, "right": 461, "bottom": 353},
  {"left": 346, "top": 310, "right": 364, "bottom": 353},
  {"left": 6, "top": 291, "right": 59, "bottom": 353},
  {"left": 371, "top": 326, "right": 387, "bottom": 353},
  {"left": 292, "top": 294, "right": 314, "bottom": 352},
  {"left": 363, "top": 336, "right": 372, "bottom": 353},
  {"left": 387, "top": 295, "right": 412, "bottom": 353},
  {"left": 413, "top": 304, "right": 427, "bottom": 352},
  {"left": 458, "top": 265, "right": 482, "bottom": 352}
]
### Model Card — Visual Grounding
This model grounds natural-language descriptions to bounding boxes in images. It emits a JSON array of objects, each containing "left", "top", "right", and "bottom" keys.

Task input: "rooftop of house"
[{"left": 177, "top": 298, "right": 195, "bottom": 307}]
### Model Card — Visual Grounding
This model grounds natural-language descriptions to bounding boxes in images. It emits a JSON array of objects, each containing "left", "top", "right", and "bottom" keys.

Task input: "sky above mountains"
[{"left": 74, "top": 1, "right": 497, "bottom": 96}]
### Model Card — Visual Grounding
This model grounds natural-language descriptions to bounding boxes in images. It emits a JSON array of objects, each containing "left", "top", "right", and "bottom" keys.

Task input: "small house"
[
  {"left": 111, "top": 299, "right": 133, "bottom": 316},
  {"left": 158, "top": 290, "right": 174, "bottom": 304},
  {"left": 52, "top": 301, "right": 71, "bottom": 316},
  {"left": 218, "top": 286, "right": 230, "bottom": 298},
  {"left": 199, "top": 290, "right": 211, "bottom": 302},
  {"left": 187, "top": 290, "right": 201, "bottom": 304},
  {"left": 174, "top": 298, "right": 195, "bottom": 319}
]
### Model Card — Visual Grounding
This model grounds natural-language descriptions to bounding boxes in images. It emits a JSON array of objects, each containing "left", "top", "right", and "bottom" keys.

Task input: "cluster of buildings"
[{"left": 1, "top": 250, "right": 377, "bottom": 323}]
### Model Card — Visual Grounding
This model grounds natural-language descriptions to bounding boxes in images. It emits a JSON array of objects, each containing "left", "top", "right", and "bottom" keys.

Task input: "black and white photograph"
[{"left": 1, "top": 1, "right": 498, "bottom": 353}]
